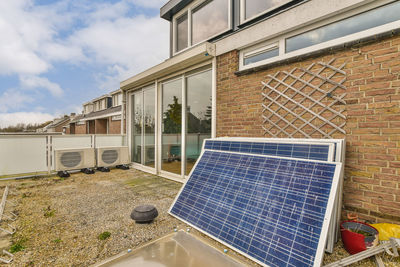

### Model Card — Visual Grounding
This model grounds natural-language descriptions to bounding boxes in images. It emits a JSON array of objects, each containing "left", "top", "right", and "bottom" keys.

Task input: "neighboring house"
[
  {"left": 70, "top": 89, "right": 125, "bottom": 134},
  {"left": 41, "top": 115, "right": 73, "bottom": 133},
  {"left": 121, "top": 0, "right": 400, "bottom": 223}
]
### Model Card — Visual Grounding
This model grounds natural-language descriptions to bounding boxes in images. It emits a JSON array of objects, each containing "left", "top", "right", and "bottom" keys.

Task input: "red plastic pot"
[{"left": 340, "top": 221, "right": 379, "bottom": 255}]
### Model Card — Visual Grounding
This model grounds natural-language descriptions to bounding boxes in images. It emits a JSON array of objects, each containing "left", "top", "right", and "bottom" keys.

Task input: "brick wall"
[
  {"left": 108, "top": 117, "right": 122, "bottom": 134},
  {"left": 75, "top": 123, "right": 86, "bottom": 134},
  {"left": 216, "top": 34, "right": 400, "bottom": 223},
  {"left": 95, "top": 119, "right": 107, "bottom": 134}
]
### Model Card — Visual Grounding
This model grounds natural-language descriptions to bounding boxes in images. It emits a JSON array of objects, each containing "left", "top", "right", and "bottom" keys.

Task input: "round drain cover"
[{"left": 131, "top": 205, "right": 158, "bottom": 223}]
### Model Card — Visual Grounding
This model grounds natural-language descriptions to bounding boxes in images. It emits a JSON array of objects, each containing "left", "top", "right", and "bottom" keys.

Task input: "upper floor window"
[
  {"left": 112, "top": 94, "right": 122, "bottom": 107},
  {"left": 174, "top": 0, "right": 230, "bottom": 54},
  {"left": 238, "top": 1, "right": 400, "bottom": 71},
  {"left": 240, "top": 0, "right": 294, "bottom": 23}
]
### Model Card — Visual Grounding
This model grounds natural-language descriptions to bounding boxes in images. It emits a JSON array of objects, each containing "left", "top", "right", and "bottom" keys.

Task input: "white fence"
[{"left": 0, "top": 135, "right": 126, "bottom": 177}]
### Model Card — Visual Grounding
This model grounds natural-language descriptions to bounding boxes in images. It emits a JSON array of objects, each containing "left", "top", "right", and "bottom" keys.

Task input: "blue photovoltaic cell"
[
  {"left": 204, "top": 140, "right": 331, "bottom": 161},
  {"left": 170, "top": 150, "right": 338, "bottom": 267}
]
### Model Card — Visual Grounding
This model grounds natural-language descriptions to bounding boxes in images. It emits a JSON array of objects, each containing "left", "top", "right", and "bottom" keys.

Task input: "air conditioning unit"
[
  {"left": 55, "top": 148, "right": 95, "bottom": 171},
  {"left": 97, "top": 146, "right": 129, "bottom": 167}
]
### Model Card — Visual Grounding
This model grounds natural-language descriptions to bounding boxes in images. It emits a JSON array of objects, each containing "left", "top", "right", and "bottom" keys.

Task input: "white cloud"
[
  {"left": 0, "top": 112, "right": 54, "bottom": 128},
  {"left": 131, "top": 0, "right": 168, "bottom": 9},
  {"left": 0, "top": 90, "right": 34, "bottom": 113},
  {"left": 20, "top": 75, "right": 64, "bottom": 97},
  {"left": 0, "top": 0, "right": 170, "bottom": 114}
]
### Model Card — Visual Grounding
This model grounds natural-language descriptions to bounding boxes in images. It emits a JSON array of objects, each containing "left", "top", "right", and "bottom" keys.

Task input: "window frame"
[
  {"left": 239, "top": 0, "right": 294, "bottom": 24},
  {"left": 239, "top": 42, "right": 280, "bottom": 70},
  {"left": 238, "top": 0, "right": 400, "bottom": 71},
  {"left": 172, "top": 0, "right": 231, "bottom": 55}
]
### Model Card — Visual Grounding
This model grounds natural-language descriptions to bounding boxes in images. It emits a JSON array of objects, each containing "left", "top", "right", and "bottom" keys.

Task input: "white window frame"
[
  {"left": 126, "top": 63, "right": 215, "bottom": 183},
  {"left": 239, "top": 42, "right": 279, "bottom": 70},
  {"left": 238, "top": 0, "right": 400, "bottom": 71},
  {"left": 172, "top": 0, "right": 232, "bottom": 55},
  {"left": 239, "top": 0, "right": 294, "bottom": 24}
]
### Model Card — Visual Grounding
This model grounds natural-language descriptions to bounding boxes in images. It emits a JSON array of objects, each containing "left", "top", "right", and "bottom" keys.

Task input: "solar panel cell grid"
[
  {"left": 170, "top": 150, "right": 339, "bottom": 267},
  {"left": 204, "top": 140, "right": 331, "bottom": 161}
]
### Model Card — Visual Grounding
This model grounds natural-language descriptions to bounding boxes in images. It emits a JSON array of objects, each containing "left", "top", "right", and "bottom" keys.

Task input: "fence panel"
[
  {"left": 0, "top": 136, "right": 47, "bottom": 176},
  {"left": 95, "top": 135, "right": 126, "bottom": 147},
  {"left": 52, "top": 135, "right": 93, "bottom": 150}
]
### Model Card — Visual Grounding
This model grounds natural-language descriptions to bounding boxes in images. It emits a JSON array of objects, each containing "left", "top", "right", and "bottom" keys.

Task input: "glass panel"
[
  {"left": 192, "top": 0, "right": 229, "bottom": 45},
  {"left": 176, "top": 13, "right": 188, "bottom": 52},
  {"left": 245, "top": 0, "right": 290, "bottom": 20},
  {"left": 162, "top": 79, "right": 182, "bottom": 175},
  {"left": 186, "top": 70, "right": 212, "bottom": 175},
  {"left": 144, "top": 87, "right": 156, "bottom": 168},
  {"left": 244, "top": 47, "right": 279, "bottom": 65},
  {"left": 131, "top": 92, "right": 142, "bottom": 164},
  {"left": 286, "top": 1, "right": 400, "bottom": 53}
]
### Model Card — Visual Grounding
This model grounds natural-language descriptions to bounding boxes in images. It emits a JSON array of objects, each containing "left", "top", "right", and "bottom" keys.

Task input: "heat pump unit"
[
  {"left": 97, "top": 146, "right": 129, "bottom": 167},
  {"left": 55, "top": 148, "right": 95, "bottom": 171}
]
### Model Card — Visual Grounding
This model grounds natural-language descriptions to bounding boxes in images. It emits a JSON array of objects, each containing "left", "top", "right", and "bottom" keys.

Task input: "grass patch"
[
  {"left": 43, "top": 207, "right": 55, "bottom": 218},
  {"left": 10, "top": 239, "right": 26, "bottom": 253},
  {"left": 98, "top": 231, "right": 111, "bottom": 240}
]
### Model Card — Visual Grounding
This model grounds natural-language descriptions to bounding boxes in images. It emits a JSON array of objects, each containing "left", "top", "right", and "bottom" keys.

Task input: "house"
[
  {"left": 41, "top": 114, "right": 73, "bottom": 133},
  {"left": 120, "top": 0, "right": 400, "bottom": 223},
  {"left": 70, "top": 89, "right": 125, "bottom": 134}
]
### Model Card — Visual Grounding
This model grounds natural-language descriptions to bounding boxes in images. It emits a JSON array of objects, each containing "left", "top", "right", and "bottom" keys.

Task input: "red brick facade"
[
  {"left": 216, "top": 35, "right": 400, "bottom": 223},
  {"left": 95, "top": 119, "right": 107, "bottom": 134},
  {"left": 75, "top": 123, "right": 86, "bottom": 134},
  {"left": 108, "top": 117, "right": 122, "bottom": 134}
]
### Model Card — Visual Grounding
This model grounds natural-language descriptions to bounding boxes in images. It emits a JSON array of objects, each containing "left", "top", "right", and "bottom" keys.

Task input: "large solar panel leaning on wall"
[
  {"left": 204, "top": 137, "right": 345, "bottom": 253},
  {"left": 170, "top": 150, "right": 342, "bottom": 267}
]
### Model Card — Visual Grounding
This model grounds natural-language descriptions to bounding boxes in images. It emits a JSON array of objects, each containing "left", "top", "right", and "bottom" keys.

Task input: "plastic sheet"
[{"left": 371, "top": 223, "right": 400, "bottom": 241}]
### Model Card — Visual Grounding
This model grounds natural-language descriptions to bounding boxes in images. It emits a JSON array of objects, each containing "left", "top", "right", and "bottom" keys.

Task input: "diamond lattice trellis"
[{"left": 262, "top": 58, "right": 347, "bottom": 139}]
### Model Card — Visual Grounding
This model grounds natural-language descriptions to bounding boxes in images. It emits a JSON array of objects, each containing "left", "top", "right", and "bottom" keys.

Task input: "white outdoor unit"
[
  {"left": 55, "top": 148, "right": 95, "bottom": 171},
  {"left": 96, "top": 146, "right": 129, "bottom": 167}
]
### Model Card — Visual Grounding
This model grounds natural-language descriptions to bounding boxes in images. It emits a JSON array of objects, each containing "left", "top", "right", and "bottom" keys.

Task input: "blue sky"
[{"left": 0, "top": 0, "right": 169, "bottom": 127}]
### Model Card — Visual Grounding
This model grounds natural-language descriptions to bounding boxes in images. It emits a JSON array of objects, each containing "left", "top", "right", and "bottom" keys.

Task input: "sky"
[{"left": 0, "top": 0, "right": 169, "bottom": 127}]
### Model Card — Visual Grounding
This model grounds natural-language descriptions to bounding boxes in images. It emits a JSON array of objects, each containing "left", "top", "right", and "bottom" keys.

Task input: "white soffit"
[
  {"left": 120, "top": 42, "right": 216, "bottom": 91},
  {"left": 215, "top": 0, "right": 378, "bottom": 55}
]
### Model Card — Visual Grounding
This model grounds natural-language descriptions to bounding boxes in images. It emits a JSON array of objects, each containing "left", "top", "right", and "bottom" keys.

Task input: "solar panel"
[
  {"left": 205, "top": 138, "right": 345, "bottom": 254},
  {"left": 204, "top": 140, "right": 334, "bottom": 161},
  {"left": 170, "top": 150, "right": 341, "bottom": 267}
]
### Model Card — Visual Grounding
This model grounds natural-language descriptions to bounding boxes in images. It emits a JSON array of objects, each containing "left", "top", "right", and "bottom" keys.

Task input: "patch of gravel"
[
  {"left": 0, "top": 170, "right": 399, "bottom": 267},
  {"left": 4, "top": 169, "right": 184, "bottom": 266}
]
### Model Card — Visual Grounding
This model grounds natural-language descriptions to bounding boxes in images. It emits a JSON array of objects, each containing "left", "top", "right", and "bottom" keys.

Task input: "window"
[
  {"left": 242, "top": 43, "right": 279, "bottom": 67},
  {"left": 286, "top": 1, "right": 400, "bottom": 53},
  {"left": 240, "top": 0, "right": 293, "bottom": 23},
  {"left": 238, "top": 1, "right": 400, "bottom": 71},
  {"left": 192, "top": 0, "right": 228, "bottom": 45},
  {"left": 113, "top": 94, "right": 122, "bottom": 107},
  {"left": 174, "top": 0, "right": 230, "bottom": 53},
  {"left": 176, "top": 14, "right": 188, "bottom": 52}
]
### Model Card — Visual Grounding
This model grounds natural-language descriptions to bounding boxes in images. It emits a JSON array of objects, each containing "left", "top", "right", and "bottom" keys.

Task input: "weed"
[
  {"left": 10, "top": 239, "right": 26, "bottom": 253},
  {"left": 98, "top": 231, "right": 111, "bottom": 240},
  {"left": 43, "top": 206, "right": 55, "bottom": 218},
  {"left": 53, "top": 238, "right": 62, "bottom": 243}
]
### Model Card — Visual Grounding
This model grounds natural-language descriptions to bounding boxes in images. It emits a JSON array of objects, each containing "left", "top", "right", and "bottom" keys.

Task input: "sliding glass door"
[
  {"left": 130, "top": 67, "right": 212, "bottom": 179},
  {"left": 131, "top": 92, "right": 142, "bottom": 163},
  {"left": 161, "top": 79, "right": 182, "bottom": 175},
  {"left": 131, "top": 85, "right": 155, "bottom": 167},
  {"left": 185, "top": 69, "right": 212, "bottom": 174}
]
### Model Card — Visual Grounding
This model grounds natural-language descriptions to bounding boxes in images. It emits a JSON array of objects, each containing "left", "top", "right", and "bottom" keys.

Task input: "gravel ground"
[{"left": 0, "top": 169, "right": 398, "bottom": 266}]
